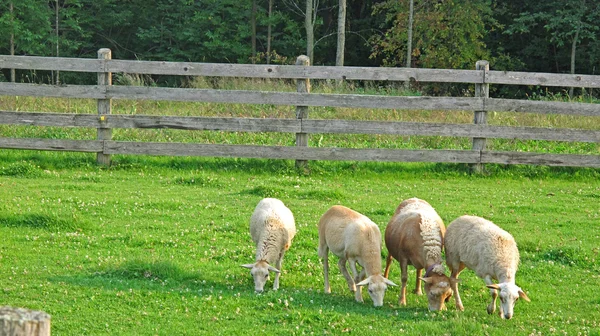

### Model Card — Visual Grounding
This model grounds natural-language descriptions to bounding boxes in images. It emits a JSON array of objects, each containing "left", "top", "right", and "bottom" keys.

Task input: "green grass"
[{"left": 0, "top": 152, "right": 599, "bottom": 335}]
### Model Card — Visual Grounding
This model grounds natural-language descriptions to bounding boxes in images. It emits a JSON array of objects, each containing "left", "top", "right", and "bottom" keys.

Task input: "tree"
[
  {"left": 506, "top": 0, "right": 600, "bottom": 79},
  {"left": 370, "top": 0, "right": 492, "bottom": 70},
  {"left": 335, "top": 0, "right": 346, "bottom": 66}
]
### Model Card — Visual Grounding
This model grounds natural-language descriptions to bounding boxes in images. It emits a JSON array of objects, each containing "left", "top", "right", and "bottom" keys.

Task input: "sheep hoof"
[
  {"left": 414, "top": 290, "right": 423, "bottom": 296},
  {"left": 487, "top": 305, "right": 496, "bottom": 315}
]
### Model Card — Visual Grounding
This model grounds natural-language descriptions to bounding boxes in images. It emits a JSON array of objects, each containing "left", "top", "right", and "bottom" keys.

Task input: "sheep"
[
  {"left": 241, "top": 198, "right": 296, "bottom": 293},
  {"left": 318, "top": 205, "right": 397, "bottom": 307},
  {"left": 383, "top": 198, "right": 453, "bottom": 311},
  {"left": 445, "top": 215, "right": 530, "bottom": 319}
]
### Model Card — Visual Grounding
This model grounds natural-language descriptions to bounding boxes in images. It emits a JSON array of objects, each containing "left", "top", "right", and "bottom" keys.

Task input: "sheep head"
[
  {"left": 241, "top": 260, "right": 280, "bottom": 293},
  {"left": 420, "top": 274, "right": 454, "bottom": 311},
  {"left": 486, "top": 283, "right": 530, "bottom": 319},
  {"left": 356, "top": 275, "right": 397, "bottom": 307}
]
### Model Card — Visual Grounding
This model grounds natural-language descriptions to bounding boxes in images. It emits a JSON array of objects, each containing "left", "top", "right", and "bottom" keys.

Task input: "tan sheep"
[
  {"left": 445, "top": 215, "right": 530, "bottom": 319},
  {"left": 383, "top": 198, "right": 453, "bottom": 311},
  {"left": 318, "top": 205, "right": 397, "bottom": 307},
  {"left": 242, "top": 198, "right": 296, "bottom": 293}
]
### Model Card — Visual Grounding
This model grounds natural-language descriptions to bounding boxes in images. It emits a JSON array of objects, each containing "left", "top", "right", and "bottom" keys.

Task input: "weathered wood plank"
[
  {"left": 487, "top": 70, "right": 600, "bottom": 88},
  {"left": 107, "top": 60, "right": 484, "bottom": 82},
  {"left": 0, "top": 55, "right": 482, "bottom": 82},
  {"left": 104, "top": 141, "right": 481, "bottom": 163},
  {"left": 0, "top": 112, "right": 302, "bottom": 132},
  {"left": 0, "top": 55, "right": 104, "bottom": 72},
  {"left": 1, "top": 112, "right": 597, "bottom": 143},
  {"left": 0, "top": 137, "right": 103, "bottom": 152},
  {"left": 481, "top": 151, "right": 600, "bottom": 167},
  {"left": 106, "top": 86, "right": 484, "bottom": 110},
  {"left": 487, "top": 98, "right": 600, "bottom": 117},
  {"left": 3, "top": 55, "right": 600, "bottom": 87},
  {"left": 301, "top": 120, "right": 600, "bottom": 142},
  {"left": 0, "top": 82, "right": 105, "bottom": 99}
]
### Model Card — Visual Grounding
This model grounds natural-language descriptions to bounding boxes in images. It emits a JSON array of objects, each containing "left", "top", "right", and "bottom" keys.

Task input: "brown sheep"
[{"left": 383, "top": 198, "right": 453, "bottom": 310}]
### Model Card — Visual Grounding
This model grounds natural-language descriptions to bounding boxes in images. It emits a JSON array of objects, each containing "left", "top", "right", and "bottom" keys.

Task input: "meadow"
[
  {"left": 0, "top": 151, "right": 599, "bottom": 335},
  {"left": 0, "top": 81, "right": 599, "bottom": 335}
]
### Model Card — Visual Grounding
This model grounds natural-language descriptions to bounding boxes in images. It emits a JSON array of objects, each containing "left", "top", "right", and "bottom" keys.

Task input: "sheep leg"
[
  {"left": 323, "top": 252, "right": 331, "bottom": 294},
  {"left": 348, "top": 260, "right": 363, "bottom": 303},
  {"left": 484, "top": 276, "right": 497, "bottom": 315},
  {"left": 338, "top": 258, "right": 356, "bottom": 293},
  {"left": 450, "top": 264, "right": 465, "bottom": 311},
  {"left": 399, "top": 259, "right": 408, "bottom": 306},
  {"left": 273, "top": 253, "right": 284, "bottom": 291},
  {"left": 414, "top": 268, "right": 423, "bottom": 295},
  {"left": 383, "top": 254, "right": 394, "bottom": 278}
]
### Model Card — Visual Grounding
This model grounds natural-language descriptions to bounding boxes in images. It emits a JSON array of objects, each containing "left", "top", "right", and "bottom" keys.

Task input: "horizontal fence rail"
[
  {"left": 0, "top": 53, "right": 599, "bottom": 169},
  {"left": 2, "top": 111, "right": 599, "bottom": 143},
  {"left": 2, "top": 55, "right": 600, "bottom": 87}
]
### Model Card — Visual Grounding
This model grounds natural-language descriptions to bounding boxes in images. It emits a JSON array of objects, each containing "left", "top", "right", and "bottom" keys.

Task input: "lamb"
[
  {"left": 242, "top": 198, "right": 297, "bottom": 293},
  {"left": 383, "top": 198, "right": 453, "bottom": 311},
  {"left": 318, "top": 205, "right": 397, "bottom": 307},
  {"left": 445, "top": 215, "right": 530, "bottom": 319}
]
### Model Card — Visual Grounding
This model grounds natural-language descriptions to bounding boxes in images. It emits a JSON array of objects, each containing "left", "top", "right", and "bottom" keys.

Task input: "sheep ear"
[
  {"left": 519, "top": 289, "right": 531, "bottom": 302},
  {"left": 241, "top": 263, "right": 255, "bottom": 269},
  {"left": 267, "top": 266, "right": 281, "bottom": 274},
  {"left": 486, "top": 284, "right": 500, "bottom": 291},
  {"left": 356, "top": 277, "right": 371, "bottom": 287},
  {"left": 420, "top": 277, "right": 433, "bottom": 284},
  {"left": 384, "top": 278, "right": 398, "bottom": 287}
]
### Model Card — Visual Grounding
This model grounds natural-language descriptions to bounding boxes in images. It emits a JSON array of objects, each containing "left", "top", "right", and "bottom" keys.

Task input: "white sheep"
[
  {"left": 318, "top": 205, "right": 397, "bottom": 307},
  {"left": 242, "top": 198, "right": 296, "bottom": 293},
  {"left": 445, "top": 215, "right": 530, "bottom": 319},
  {"left": 383, "top": 198, "right": 453, "bottom": 311}
]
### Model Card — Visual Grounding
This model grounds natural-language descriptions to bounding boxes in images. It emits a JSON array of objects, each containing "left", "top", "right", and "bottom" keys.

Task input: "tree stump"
[{"left": 0, "top": 307, "right": 50, "bottom": 336}]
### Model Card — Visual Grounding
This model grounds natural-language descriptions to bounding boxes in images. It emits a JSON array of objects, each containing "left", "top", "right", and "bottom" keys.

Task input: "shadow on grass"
[
  {"left": 48, "top": 259, "right": 416, "bottom": 317},
  {"left": 2, "top": 150, "right": 598, "bottom": 180},
  {"left": 0, "top": 213, "right": 82, "bottom": 231}
]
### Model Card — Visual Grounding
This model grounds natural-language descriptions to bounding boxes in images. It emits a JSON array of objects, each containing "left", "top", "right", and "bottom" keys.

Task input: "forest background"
[{"left": 1, "top": 0, "right": 600, "bottom": 98}]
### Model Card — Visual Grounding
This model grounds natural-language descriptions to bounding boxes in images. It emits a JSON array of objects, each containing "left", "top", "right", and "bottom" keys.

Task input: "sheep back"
[
  {"left": 385, "top": 198, "right": 445, "bottom": 272},
  {"left": 250, "top": 198, "right": 296, "bottom": 263},
  {"left": 445, "top": 215, "right": 519, "bottom": 281},
  {"left": 318, "top": 205, "right": 382, "bottom": 263}
]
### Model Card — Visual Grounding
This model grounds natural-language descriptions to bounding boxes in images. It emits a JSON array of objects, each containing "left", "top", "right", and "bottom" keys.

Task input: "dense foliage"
[{"left": 1, "top": 0, "right": 599, "bottom": 86}]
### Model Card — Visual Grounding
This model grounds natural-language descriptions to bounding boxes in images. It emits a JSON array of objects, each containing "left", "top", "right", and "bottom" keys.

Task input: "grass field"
[{"left": 0, "top": 151, "right": 599, "bottom": 335}]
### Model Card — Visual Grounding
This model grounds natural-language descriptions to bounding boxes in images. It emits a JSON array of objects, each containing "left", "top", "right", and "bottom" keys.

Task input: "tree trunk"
[
  {"left": 0, "top": 306, "right": 51, "bottom": 336},
  {"left": 55, "top": 0, "right": 60, "bottom": 85},
  {"left": 267, "top": 0, "right": 273, "bottom": 64},
  {"left": 9, "top": 1, "right": 15, "bottom": 82},
  {"left": 251, "top": 0, "right": 257, "bottom": 64},
  {"left": 305, "top": 0, "right": 314, "bottom": 62},
  {"left": 569, "top": 24, "right": 580, "bottom": 97},
  {"left": 406, "top": 0, "right": 414, "bottom": 68},
  {"left": 335, "top": 0, "right": 346, "bottom": 67}
]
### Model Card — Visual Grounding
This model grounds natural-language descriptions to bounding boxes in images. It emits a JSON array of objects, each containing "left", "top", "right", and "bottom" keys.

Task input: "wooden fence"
[{"left": 0, "top": 50, "right": 599, "bottom": 169}]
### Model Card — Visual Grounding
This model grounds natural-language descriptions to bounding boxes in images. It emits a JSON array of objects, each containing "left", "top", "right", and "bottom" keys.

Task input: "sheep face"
[
  {"left": 421, "top": 275, "right": 454, "bottom": 311},
  {"left": 487, "top": 283, "right": 530, "bottom": 319},
  {"left": 357, "top": 275, "right": 397, "bottom": 307},
  {"left": 241, "top": 261, "right": 280, "bottom": 293}
]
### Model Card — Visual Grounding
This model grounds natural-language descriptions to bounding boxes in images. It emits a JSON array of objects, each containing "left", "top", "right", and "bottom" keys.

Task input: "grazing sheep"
[
  {"left": 318, "top": 205, "right": 397, "bottom": 307},
  {"left": 383, "top": 198, "right": 453, "bottom": 311},
  {"left": 242, "top": 198, "right": 296, "bottom": 293},
  {"left": 445, "top": 215, "right": 530, "bottom": 319}
]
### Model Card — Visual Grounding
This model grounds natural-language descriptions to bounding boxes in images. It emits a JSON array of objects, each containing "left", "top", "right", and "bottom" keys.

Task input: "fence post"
[
  {"left": 97, "top": 48, "right": 112, "bottom": 166},
  {"left": 0, "top": 306, "right": 51, "bottom": 336},
  {"left": 295, "top": 55, "right": 311, "bottom": 169},
  {"left": 471, "top": 60, "right": 489, "bottom": 174}
]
